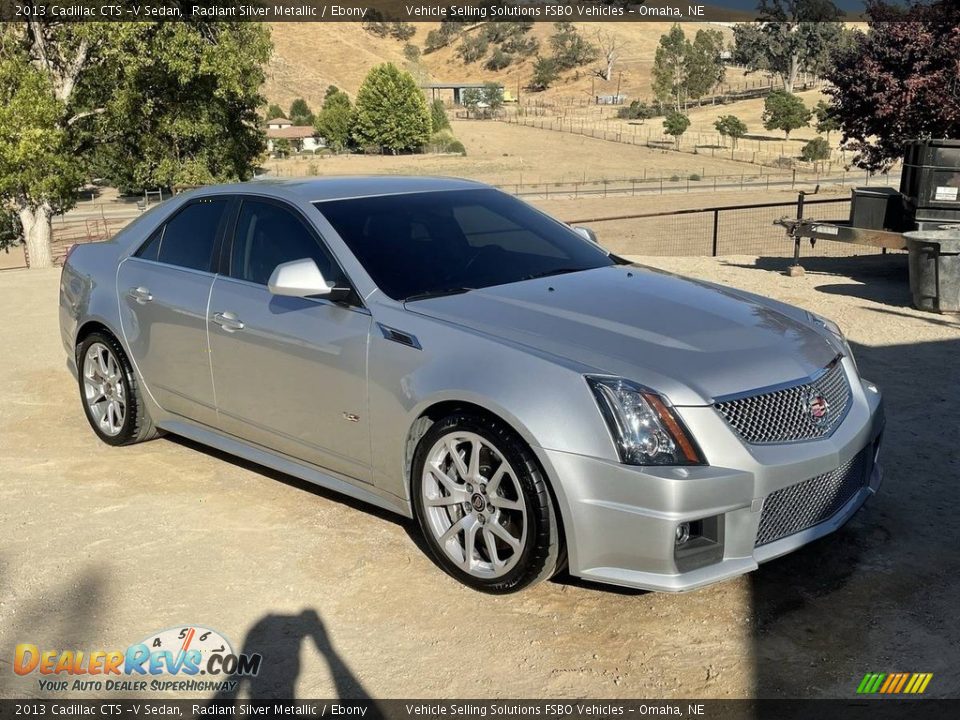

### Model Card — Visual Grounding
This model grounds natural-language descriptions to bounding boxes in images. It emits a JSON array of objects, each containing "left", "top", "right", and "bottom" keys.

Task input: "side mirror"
[
  {"left": 268, "top": 258, "right": 351, "bottom": 302},
  {"left": 572, "top": 225, "right": 599, "bottom": 244}
]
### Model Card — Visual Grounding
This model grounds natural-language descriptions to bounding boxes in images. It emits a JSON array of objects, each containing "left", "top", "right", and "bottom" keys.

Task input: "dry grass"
[
  {"left": 264, "top": 21, "right": 758, "bottom": 111},
  {"left": 267, "top": 118, "right": 794, "bottom": 187}
]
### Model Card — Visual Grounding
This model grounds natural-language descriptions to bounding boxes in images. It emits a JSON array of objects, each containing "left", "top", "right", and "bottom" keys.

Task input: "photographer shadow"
[{"left": 211, "top": 609, "right": 373, "bottom": 702}]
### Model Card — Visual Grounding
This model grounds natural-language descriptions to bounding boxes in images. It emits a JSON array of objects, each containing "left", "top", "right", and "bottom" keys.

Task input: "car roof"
[{"left": 188, "top": 176, "right": 490, "bottom": 203}]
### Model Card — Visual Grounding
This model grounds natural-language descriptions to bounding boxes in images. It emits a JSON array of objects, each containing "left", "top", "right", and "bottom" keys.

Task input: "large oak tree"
[{"left": 0, "top": 15, "right": 270, "bottom": 268}]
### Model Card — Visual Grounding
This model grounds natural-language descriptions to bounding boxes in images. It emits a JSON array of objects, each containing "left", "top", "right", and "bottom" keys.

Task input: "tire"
[
  {"left": 76, "top": 331, "right": 161, "bottom": 446},
  {"left": 412, "top": 412, "right": 562, "bottom": 593}
]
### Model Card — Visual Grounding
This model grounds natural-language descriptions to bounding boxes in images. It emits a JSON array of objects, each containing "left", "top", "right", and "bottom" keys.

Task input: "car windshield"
[{"left": 314, "top": 189, "right": 614, "bottom": 301}]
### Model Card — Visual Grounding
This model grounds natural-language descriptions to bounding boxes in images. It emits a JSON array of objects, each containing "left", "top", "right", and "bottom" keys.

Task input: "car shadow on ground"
[
  {"left": 210, "top": 609, "right": 374, "bottom": 702},
  {"left": 750, "top": 335, "right": 960, "bottom": 698}
]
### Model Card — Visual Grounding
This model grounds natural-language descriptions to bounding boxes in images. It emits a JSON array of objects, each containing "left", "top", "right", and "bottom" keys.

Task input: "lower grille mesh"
[{"left": 756, "top": 450, "right": 869, "bottom": 546}]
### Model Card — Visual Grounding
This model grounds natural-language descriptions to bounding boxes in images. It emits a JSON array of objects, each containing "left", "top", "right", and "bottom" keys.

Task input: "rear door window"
[{"left": 135, "top": 198, "right": 228, "bottom": 272}]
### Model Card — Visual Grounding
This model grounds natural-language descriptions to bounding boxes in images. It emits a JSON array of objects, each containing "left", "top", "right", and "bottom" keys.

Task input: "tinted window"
[
  {"left": 229, "top": 200, "right": 341, "bottom": 286},
  {"left": 136, "top": 199, "right": 226, "bottom": 272},
  {"left": 315, "top": 189, "right": 613, "bottom": 300},
  {"left": 136, "top": 227, "right": 163, "bottom": 262}
]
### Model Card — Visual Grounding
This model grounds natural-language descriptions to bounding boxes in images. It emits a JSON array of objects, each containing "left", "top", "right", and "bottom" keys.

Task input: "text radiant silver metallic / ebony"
[{"left": 59, "top": 177, "right": 885, "bottom": 593}]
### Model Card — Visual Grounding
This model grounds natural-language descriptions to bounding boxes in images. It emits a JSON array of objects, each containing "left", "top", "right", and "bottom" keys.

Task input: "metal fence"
[
  {"left": 34, "top": 194, "right": 885, "bottom": 270},
  {"left": 568, "top": 197, "right": 888, "bottom": 258},
  {"left": 495, "top": 171, "right": 895, "bottom": 200}
]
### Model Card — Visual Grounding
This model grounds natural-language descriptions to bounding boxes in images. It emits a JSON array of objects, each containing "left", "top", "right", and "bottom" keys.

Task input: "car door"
[
  {"left": 207, "top": 196, "right": 373, "bottom": 482},
  {"left": 116, "top": 197, "right": 230, "bottom": 427}
]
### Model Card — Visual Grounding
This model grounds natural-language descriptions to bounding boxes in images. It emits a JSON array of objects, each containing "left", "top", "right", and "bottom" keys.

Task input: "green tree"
[
  {"left": 762, "top": 89, "right": 811, "bottom": 139},
  {"left": 430, "top": 98, "right": 450, "bottom": 131},
  {"left": 403, "top": 43, "right": 421, "bottom": 63},
  {"left": 424, "top": 20, "right": 465, "bottom": 53},
  {"left": 652, "top": 25, "right": 689, "bottom": 111},
  {"left": 663, "top": 110, "right": 691, "bottom": 149},
  {"left": 288, "top": 98, "right": 314, "bottom": 126},
  {"left": 801, "top": 136, "right": 831, "bottom": 169},
  {"left": 0, "top": 22, "right": 270, "bottom": 269},
  {"left": 485, "top": 48, "right": 513, "bottom": 71},
  {"left": 353, "top": 63, "right": 431, "bottom": 154},
  {"left": 528, "top": 56, "right": 560, "bottom": 92},
  {"left": 89, "top": 24, "right": 271, "bottom": 194},
  {"left": 813, "top": 99, "right": 840, "bottom": 142},
  {"left": 267, "top": 103, "right": 285, "bottom": 120},
  {"left": 550, "top": 22, "right": 598, "bottom": 70},
  {"left": 456, "top": 34, "right": 488, "bottom": 64},
  {"left": 714, "top": 115, "right": 748, "bottom": 148},
  {"left": 390, "top": 22, "right": 416, "bottom": 41},
  {"left": 464, "top": 82, "right": 504, "bottom": 118},
  {"left": 616, "top": 100, "right": 656, "bottom": 121},
  {"left": 315, "top": 89, "right": 355, "bottom": 152},
  {"left": 272, "top": 138, "right": 292, "bottom": 158},
  {"left": 686, "top": 29, "right": 726, "bottom": 100},
  {"left": 732, "top": 0, "right": 845, "bottom": 93}
]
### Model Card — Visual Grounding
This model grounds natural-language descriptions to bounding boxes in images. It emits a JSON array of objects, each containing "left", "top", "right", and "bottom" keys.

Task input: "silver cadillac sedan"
[{"left": 59, "top": 177, "right": 884, "bottom": 593}]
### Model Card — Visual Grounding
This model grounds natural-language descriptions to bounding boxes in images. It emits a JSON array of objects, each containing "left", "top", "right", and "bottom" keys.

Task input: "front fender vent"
[{"left": 377, "top": 323, "right": 421, "bottom": 350}]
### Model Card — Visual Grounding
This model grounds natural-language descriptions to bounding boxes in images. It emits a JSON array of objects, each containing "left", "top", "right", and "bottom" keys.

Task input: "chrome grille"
[
  {"left": 756, "top": 449, "right": 869, "bottom": 546},
  {"left": 714, "top": 360, "right": 851, "bottom": 444}
]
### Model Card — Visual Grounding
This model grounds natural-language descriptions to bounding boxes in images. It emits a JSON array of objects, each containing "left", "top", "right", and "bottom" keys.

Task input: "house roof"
[
  {"left": 267, "top": 117, "right": 293, "bottom": 125},
  {"left": 267, "top": 126, "right": 317, "bottom": 139}
]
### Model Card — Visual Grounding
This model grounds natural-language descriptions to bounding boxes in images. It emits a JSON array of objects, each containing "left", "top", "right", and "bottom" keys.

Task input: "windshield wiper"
[
  {"left": 522, "top": 267, "right": 584, "bottom": 281},
  {"left": 403, "top": 286, "right": 474, "bottom": 302}
]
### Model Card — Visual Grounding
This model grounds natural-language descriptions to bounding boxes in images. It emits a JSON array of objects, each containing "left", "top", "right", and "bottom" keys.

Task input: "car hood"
[{"left": 406, "top": 265, "right": 839, "bottom": 406}]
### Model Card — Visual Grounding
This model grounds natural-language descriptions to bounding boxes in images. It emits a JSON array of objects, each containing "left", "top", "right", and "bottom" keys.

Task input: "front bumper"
[{"left": 538, "top": 367, "right": 885, "bottom": 592}]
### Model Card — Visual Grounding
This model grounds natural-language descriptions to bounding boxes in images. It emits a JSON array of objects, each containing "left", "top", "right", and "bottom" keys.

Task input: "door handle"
[
  {"left": 212, "top": 311, "right": 245, "bottom": 332},
  {"left": 129, "top": 286, "right": 153, "bottom": 304}
]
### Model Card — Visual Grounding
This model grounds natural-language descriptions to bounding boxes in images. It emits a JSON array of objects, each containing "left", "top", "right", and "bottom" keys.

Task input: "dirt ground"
[{"left": 1, "top": 253, "right": 959, "bottom": 700}]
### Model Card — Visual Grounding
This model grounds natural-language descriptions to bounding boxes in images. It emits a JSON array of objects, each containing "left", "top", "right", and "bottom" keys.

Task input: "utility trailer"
[{"left": 778, "top": 139, "right": 960, "bottom": 274}]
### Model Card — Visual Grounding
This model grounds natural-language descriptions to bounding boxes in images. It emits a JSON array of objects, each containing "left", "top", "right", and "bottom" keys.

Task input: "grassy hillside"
[{"left": 265, "top": 22, "right": 759, "bottom": 111}]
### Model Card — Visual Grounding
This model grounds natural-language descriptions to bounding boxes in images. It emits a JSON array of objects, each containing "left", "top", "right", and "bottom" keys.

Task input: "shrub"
[
  {"left": 617, "top": 100, "right": 655, "bottom": 120},
  {"left": 457, "top": 34, "right": 489, "bottom": 64},
  {"left": 430, "top": 99, "right": 450, "bottom": 131},
  {"left": 485, "top": 48, "right": 513, "bottom": 71}
]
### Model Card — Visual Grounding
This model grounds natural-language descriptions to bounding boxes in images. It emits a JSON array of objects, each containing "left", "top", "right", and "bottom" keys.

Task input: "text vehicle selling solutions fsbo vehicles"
[{"left": 59, "top": 177, "right": 884, "bottom": 593}]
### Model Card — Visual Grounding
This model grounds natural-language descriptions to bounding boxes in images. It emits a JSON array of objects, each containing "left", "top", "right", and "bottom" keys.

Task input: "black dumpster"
[{"left": 905, "top": 229, "right": 960, "bottom": 312}]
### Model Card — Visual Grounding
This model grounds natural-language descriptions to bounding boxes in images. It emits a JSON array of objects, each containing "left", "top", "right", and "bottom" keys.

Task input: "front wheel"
[{"left": 412, "top": 412, "right": 562, "bottom": 593}]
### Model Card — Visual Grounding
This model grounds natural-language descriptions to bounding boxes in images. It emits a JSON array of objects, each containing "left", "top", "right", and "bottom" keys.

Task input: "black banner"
[
  {"left": 0, "top": 700, "right": 952, "bottom": 720},
  {"left": 0, "top": 0, "right": 932, "bottom": 23}
]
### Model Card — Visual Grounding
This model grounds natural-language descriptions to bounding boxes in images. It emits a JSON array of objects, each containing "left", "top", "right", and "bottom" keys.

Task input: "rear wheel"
[
  {"left": 412, "top": 412, "right": 561, "bottom": 593},
  {"left": 77, "top": 331, "right": 160, "bottom": 446}
]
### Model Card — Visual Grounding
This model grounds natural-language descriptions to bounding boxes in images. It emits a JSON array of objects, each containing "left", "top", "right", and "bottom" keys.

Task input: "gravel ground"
[{"left": 1, "top": 254, "right": 958, "bottom": 699}]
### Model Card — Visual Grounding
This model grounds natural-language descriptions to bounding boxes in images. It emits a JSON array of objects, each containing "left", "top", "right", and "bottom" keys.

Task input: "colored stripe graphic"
[{"left": 857, "top": 672, "right": 933, "bottom": 694}]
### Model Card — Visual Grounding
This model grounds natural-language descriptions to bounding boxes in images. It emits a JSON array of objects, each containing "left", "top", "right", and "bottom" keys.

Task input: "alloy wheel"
[
  {"left": 421, "top": 431, "right": 528, "bottom": 578},
  {"left": 82, "top": 342, "right": 126, "bottom": 437}
]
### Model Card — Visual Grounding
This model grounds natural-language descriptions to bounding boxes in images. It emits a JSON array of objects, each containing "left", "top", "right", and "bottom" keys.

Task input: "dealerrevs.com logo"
[{"left": 14, "top": 625, "right": 261, "bottom": 693}]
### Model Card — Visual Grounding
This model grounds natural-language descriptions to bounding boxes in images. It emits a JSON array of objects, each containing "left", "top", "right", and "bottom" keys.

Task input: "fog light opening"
[{"left": 675, "top": 522, "right": 691, "bottom": 546}]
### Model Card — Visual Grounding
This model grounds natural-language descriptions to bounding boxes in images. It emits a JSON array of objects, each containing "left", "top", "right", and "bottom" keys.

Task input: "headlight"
[
  {"left": 810, "top": 313, "right": 858, "bottom": 374},
  {"left": 585, "top": 376, "right": 705, "bottom": 466}
]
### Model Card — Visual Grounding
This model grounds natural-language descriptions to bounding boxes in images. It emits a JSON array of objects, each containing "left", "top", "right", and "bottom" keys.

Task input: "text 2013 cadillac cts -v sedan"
[{"left": 59, "top": 177, "right": 884, "bottom": 593}]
